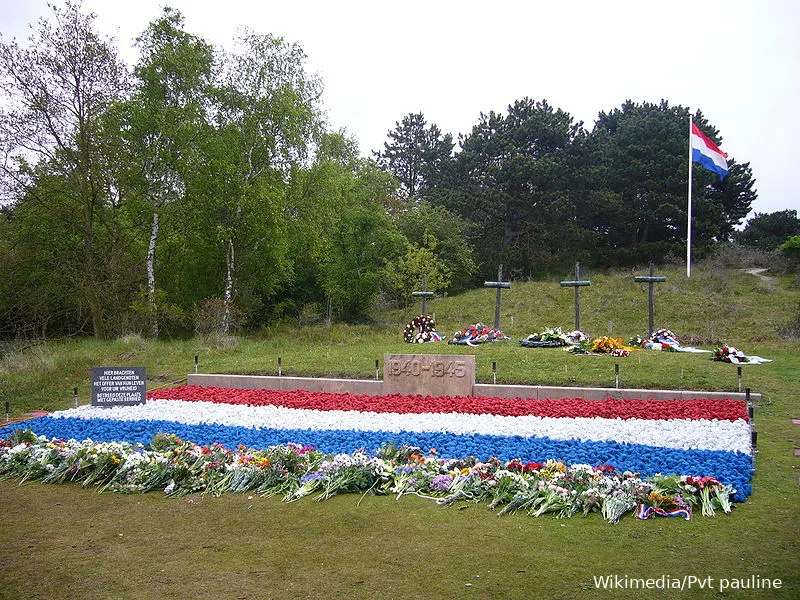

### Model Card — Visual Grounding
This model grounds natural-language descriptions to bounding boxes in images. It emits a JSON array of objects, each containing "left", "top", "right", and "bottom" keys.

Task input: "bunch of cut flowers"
[
  {"left": 520, "top": 327, "right": 571, "bottom": 348},
  {"left": 0, "top": 431, "right": 742, "bottom": 524},
  {"left": 712, "top": 345, "right": 749, "bottom": 363},
  {"left": 591, "top": 336, "right": 628, "bottom": 353}
]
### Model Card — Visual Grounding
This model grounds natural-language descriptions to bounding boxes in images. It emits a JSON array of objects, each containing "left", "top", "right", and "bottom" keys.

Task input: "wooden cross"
[
  {"left": 560, "top": 262, "right": 591, "bottom": 331},
  {"left": 411, "top": 274, "right": 434, "bottom": 316},
  {"left": 484, "top": 264, "right": 511, "bottom": 329},
  {"left": 634, "top": 262, "right": 667, "bottom": 335}
]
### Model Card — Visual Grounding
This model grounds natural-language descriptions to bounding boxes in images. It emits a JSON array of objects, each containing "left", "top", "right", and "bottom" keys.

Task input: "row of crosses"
[
  {"left": 412, "top": 265, "right": 512, "bottom": 329},
  {"left": 412, "top": 262, "right": 667, "bottom": 334},
  {"left": 562, "top": 261, "right": 667, "bottom": 333}
]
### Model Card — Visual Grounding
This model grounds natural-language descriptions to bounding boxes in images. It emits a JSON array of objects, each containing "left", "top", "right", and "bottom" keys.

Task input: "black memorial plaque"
[{"left": 91, "top": 367, "right": 147, "bottom": 407}]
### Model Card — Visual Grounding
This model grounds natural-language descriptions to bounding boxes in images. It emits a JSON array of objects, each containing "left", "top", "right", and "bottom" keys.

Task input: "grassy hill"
[
  {"left": 4, "top": 261, "right": 797, "bottom": 413},
  {"left": 0, "top": 261, "right": 798, "bottom": 599}
]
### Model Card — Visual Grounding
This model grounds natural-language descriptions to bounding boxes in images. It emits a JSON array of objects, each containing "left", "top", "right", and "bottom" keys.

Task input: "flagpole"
[{"left": 687, "top": 114, "right": 693, "bottom": 278}]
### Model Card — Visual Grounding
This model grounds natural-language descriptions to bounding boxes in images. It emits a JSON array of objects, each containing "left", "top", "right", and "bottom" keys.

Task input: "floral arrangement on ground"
[
  {"left": 449, "top": 323, "right": 509, "bottom": 345},
  {"left": 0, "top": 386, "right": 753, "bottom": 523},
  {"left": 568, "top": 335, "right": 634, "bottom": 356},
  {"left": 520, "top": 327, "right": 586, "bottom": 348},
  {"left": 0, "top": 432, "right": 737, "bottom": 523},
  {"left": 403, "top": 315, "right": 444, "bottom": 343}
]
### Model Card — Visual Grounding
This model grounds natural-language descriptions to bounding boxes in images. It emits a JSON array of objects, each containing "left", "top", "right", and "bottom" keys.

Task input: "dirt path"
[{"left": 745, "top": 268, "right": 774, "bottom": 286}]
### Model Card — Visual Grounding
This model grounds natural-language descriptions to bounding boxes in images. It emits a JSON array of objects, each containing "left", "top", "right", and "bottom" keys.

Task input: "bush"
[
  {"left": 193, "top": 298, "right": 243, "bottom": 337},
  {"left": 779, "top": 235, "right": 800, "bottom": 272},
  {"left": 701, "top": 242, "right": 777, "bottom": 269}
]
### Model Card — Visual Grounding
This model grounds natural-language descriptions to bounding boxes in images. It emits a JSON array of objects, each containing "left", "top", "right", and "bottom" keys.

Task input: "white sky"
[{"left": 2, "top": 0, "right": 798, "bottom": 219}]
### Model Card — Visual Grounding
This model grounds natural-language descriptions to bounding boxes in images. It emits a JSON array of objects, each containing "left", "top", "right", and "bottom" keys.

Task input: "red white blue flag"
[{"left": 691, "top": 122, "right": 728, "bottom": 178}]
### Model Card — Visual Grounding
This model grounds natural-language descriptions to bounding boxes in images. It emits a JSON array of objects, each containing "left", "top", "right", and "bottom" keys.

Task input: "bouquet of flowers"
[
  {"left": 682, "top": 475, "right": 735, "bottom": 516},
  {"left": 590, "top": 336, "right": 627, "bottom": 353},
  {"left": 566, "top": 330, "right": 588, "bottom": 344},
  {"left": 633, "top": 328, "right": 682, "bottom": 351},
  {"left": 520, "top": 327, "right": 570, "bottom": 348},
  {"left": 0, "top": 432, "right": 743, "bottom": 524},
  {"left": 712, "top": 346, "right": 749, "bottom": 364},
  {"left": 449, "top": 323, "right": 509, "bottom": 345}
]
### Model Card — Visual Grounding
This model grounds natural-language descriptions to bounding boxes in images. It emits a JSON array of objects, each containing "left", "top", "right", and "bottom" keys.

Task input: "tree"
[
  {"left": 0, "top": 0, "right": 130, "bottom": 337},
  {"left": 393, "top": 202, "right": 476, "bottom": 292},
  {"left": 284, "top": 131, "right": 407, "bottom": 322},
  {"left": 322, "top": 200, "right": 406, "bottom": 322},
  {"left": 117, "top": 8, "right": 215, "bottom": 337},
  {"left": 695, "top": 159, "right": 756, "bottom": 243},
  {"left": 734, "top": 209, "right": 800, "bottom": 251},
  {"left": 383, "top": 234, "right": 452, "bottom": 307},
  {"left": 589, "top": 100, "right": 756, "bottom": 264},
  {"left": 199, "top": 30, "right": 323, "bottom": 334},
  {"left": 435, "top": 98, "right": 583, "bottom": 278},
  {"left": 375, "top": 112, "right": 454, "bottom": 205},
  {"left": 779, "top": 235, "right": 800, "bottom": 271}
]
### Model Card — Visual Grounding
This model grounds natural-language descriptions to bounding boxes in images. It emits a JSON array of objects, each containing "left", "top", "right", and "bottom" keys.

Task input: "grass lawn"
[{"left": 1, "top": 264, "right": 798, "bottom": 599}]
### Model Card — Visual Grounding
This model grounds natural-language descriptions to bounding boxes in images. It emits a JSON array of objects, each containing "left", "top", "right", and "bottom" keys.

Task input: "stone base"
[{"left": 186, "top": 373, "right": 760, "bottom": 402}]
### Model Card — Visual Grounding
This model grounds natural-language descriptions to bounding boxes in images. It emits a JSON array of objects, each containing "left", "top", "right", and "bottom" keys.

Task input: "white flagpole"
[{"left": 687, "top": 114, "right": 693, "bottom": 278}]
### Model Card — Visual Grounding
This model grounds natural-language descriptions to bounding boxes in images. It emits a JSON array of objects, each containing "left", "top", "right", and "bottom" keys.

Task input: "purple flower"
[
  {"left": 429, "top": 474, "right": 453, "bottom": 492},
  {"left": 300, "top": 470, "right": 324, "bottom": 483}
]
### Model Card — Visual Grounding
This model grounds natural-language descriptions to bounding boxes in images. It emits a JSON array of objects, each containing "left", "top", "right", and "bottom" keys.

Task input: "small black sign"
[{"left": 91, "top": 367, "right": 147, "bottom": 407}]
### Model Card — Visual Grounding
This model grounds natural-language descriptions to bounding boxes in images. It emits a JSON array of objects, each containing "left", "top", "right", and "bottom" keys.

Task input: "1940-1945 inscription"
[{"left": 383, "top": 354, "right": 475, "bottom": 397}]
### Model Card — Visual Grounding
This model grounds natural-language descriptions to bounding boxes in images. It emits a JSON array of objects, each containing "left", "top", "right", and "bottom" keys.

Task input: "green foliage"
[
  {"left": 374, "top": 112, "right": 454, "bottom": 203},
  {"left": 0, "top": 3, "right": 767, "bottom": 340},
  {"left": 280, "top": 133, "right": 403, "bottom": 323},
  {"left": 117, "top": 8, "right": 216, "bottom": 338},
  {"left": 393, "top": 202, "right": 476, "bottom": 292},
  {"left": 779, "top": 234, "right": 800, "bottom": 271},
  {"left": 129, "top": 287, "right": 190, "bottom": 334},
  {"left": 435, "top": 98, "right": 583, "bottom": 279},
  {"left": 735, "top": 210, "right": 800, "bottom": 251},
  {"left": 321, "top": 202, "right": 406, "bottom": 322},
  {"left": 588, "top": 101, "right": 754, "bottom": 264},
  {"left": 383, "top": 236, "right": 452, "bottom": 306},
  {"left": 0, "top": 1, "right": 130, "bottom": 338}
]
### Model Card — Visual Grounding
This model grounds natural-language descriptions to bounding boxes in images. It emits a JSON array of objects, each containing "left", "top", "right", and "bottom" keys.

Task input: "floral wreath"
[{"left": 403, "top": 314, "right": 438, "bottom": 343}]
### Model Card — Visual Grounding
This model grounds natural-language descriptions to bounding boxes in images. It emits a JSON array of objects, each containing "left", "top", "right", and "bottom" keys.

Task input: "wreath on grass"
[
  {"left": 403, "top": 315, "right": 442, "bottom": 343},
  {"left": 520, "top": 327, "right": 570, "bottom": 348},
  {"left": 448, "top": 323, "right": 509, "bottom": 345}
]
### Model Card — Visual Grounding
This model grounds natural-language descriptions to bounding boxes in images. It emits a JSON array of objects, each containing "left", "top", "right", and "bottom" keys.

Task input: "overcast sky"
[{"left": 3, "top": 0, "right": 798, "bottom": 220}]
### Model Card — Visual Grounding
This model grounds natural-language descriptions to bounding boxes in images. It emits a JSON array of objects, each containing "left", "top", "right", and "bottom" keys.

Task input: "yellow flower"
[{"left": 591, "top": 336, "right": 625, "bottom": 353}]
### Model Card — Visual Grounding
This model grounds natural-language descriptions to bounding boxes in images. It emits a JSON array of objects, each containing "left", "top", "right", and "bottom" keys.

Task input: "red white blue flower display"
[{"left": 0, "top": 386, "right": 753, "bottom": 504}]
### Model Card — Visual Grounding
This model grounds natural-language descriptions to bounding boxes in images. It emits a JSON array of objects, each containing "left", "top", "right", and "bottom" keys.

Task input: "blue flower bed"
[{"left": 0, "top": 415, "right": 753, "bottom": 501}]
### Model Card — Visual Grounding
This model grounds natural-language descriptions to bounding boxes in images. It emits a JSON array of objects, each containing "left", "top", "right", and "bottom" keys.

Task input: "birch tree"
[
  {"left": 204, "top": 30, "right": 322, "bottom": 334},
  {"left": 121, "top": 8, "right": 214, "bottom": 337}
]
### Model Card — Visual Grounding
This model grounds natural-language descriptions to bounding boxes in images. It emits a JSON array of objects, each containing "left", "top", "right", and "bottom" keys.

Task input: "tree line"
[{"left": 0, "top": 2, "right": 759, "bottom": 340}]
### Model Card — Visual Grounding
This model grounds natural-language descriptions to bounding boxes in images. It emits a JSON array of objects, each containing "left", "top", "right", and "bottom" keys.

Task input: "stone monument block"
[{"left": 383, "top": 354, "right": 475, "bottom": 397}]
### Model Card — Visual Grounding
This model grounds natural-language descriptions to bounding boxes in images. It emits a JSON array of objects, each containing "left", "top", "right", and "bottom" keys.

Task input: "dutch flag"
[{"left": 691, "top": 122, "right": 728, "bottom": 178}]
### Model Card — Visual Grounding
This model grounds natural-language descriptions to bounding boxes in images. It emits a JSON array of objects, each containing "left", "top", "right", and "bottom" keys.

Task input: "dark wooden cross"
[
  {"left": 560, "top": 262, "right": 591, "bottom": 331},
  {"left": 411, "top": 274, "right": 435, "bottom": 316},
  {"left": 484, "top": 264, "right": 511, "bottom": 329},
  {"left": 634, "top": 262, "right": 667, "bottom": 335}
]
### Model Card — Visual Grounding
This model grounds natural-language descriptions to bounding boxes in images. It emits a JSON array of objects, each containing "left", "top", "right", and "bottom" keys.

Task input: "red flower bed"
[{"left": 148, "top": 386, "right": 748, "bottom": 422}]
